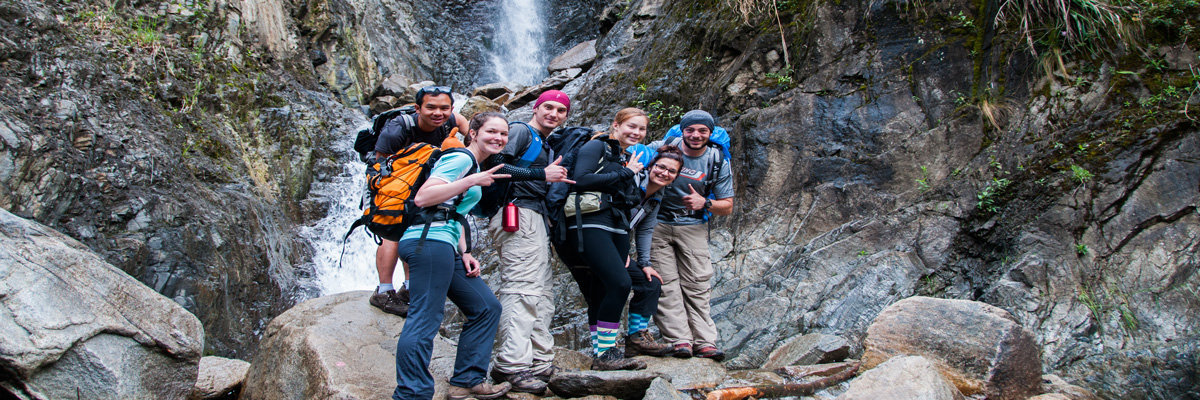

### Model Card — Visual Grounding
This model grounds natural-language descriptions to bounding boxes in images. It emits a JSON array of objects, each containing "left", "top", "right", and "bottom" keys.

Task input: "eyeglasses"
[
  {"left": 651, "top": 163, "right": 679, "bottom": 175},
  {"left": 415, "top": 86, "right": 452, "bottom": 103}
]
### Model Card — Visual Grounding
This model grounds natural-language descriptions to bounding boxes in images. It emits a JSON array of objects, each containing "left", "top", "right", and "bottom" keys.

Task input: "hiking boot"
[
  {"left": 694, "top": 345, "right": 726, "bottom": 362},
  {"left": 625, "top": 330, "right": 672, "bottom": 357},
  {"left": 489, "top": 369, "right": 547, "bottom": 394},
  {"left": 592, "top": 347, "right": 646, "bottom": 371},
  {"left": 532, "top": 365, "right": 561, "bottom": 382},
  {"left": 368, "top": 289, "right": 408, "bottom": 317},
  {"left": 670, "top": 343, "right": 693, "bottom": 359},
  {"left": 447, "top": 381, "right": 511, "bottom": 400}
]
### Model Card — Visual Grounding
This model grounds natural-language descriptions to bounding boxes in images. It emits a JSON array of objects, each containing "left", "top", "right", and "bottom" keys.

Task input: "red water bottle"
[{"left": 502, "top": 202, "right": 519, "bottom": 232}]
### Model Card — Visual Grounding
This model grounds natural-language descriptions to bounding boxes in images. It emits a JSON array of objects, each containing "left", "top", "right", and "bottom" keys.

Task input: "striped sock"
[
  {"left": 597, "top": 321, "right": 621, "bottom": 355},
  {"left": 628, "top": 314, "right": 649, "bottom": 335},
  {"left": 589, "top": 325, "right": 599, "bottom": 355}
]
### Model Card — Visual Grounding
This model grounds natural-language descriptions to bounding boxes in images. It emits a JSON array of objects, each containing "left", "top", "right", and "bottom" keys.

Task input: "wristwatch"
[{"left": 704, "top": 199, "right": 713, "bottom": 210}]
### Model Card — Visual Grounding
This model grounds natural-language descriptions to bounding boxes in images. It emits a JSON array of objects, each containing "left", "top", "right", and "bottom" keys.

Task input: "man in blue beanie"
[{"left": 643, "top": 109, "right": 734, "bottom": 361}]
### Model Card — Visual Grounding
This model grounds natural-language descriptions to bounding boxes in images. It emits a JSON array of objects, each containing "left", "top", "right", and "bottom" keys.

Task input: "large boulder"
[
  {"left": 548, "top": 369, "right": 664, "bottom": 399},
  {"left": 862, "top": 296, "right": 1043, "bottom": 399},
  {"left": 191, "top": 356, "right": 250, "bottom": 400},
  {"left": 0, "top": 208, "right": 204, "bottom": 400},
  {"left": 838, "top": 355, "right": 965, "bottom": 400},
  {"left": 762, "top": 333, "right": 851, "bottom": 369},
  {"left": 240, "top": 290, "right": 457, "bottom": 400},
  {"left": 641, "top": 356, "right": 727, "bottom": 390},
  {"left": 548, "top": 39, "right": 598, "bottom": 72}
]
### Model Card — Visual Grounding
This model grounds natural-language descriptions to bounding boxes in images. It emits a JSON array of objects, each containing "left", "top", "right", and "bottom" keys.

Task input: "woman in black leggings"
[{"left": 557, "top": 107, "right": 647, "bottom": 370}]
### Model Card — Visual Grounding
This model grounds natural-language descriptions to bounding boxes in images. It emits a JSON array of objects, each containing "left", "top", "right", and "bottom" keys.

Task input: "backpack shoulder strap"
[{"left": 510, "top": 121, "right": 543, "bottom": 167}]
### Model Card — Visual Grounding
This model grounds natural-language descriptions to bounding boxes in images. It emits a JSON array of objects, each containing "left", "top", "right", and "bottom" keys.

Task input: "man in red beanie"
[{"left": 485, "top": 90, "right": 573, "bottom": 394}]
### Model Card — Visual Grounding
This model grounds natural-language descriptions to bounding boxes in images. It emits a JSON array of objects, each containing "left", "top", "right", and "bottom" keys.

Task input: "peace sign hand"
[
  {"left": 470, "top": 164, "right": 512, "bottom": 187},
  {"left": 626, "top": 150, "right": 645, "bottom": 174}
]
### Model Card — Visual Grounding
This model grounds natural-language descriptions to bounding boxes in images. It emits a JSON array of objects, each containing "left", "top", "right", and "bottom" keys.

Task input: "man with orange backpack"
[{"left": 359, "top": 85, "right": 469, "bottom": 317}]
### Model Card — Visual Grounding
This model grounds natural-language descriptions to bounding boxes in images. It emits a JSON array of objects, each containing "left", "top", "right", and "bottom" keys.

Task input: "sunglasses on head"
[{"left": 416, "top": 86, "right": 453, "bottom": 103}]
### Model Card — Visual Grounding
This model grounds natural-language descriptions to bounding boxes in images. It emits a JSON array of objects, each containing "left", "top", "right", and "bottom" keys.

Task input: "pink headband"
[{"left": 534, "top": 90, "right": 571, "bottom": 111}]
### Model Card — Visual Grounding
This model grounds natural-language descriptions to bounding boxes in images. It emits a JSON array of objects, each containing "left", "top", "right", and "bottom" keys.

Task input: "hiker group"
[{"left": 351, "top": 86, "right": 734, "bottom": 400}]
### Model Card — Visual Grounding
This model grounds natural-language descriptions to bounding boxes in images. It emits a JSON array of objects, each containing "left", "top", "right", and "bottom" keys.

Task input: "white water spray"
[
  {"left": 303, "top": 97, "right": 471, "bottom": 295},
  {"left": 298, "top": 121, "right": 378, "bottom": 295},
  {"left": 488, "top": 0, "right": 548, "bottom": 85}
]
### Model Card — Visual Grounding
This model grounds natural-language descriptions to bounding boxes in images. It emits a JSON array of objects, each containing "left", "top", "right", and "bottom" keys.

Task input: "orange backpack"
[{"left": 344, "top": 136, "right": 477, "bottom": 252}]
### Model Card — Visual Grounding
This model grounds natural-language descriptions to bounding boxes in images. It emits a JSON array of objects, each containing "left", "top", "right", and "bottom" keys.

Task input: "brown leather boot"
[{"left": 625, "top": 330, "right": 673, "bottom": 357}]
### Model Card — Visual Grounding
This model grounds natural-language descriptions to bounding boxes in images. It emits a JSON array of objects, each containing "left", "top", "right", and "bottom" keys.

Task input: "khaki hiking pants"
[
  {"left": 650, "top": 222, "right": 719, "bottom": 348},
  {"left": 489, "top": 206, "right": 556, "bottom": 374}
]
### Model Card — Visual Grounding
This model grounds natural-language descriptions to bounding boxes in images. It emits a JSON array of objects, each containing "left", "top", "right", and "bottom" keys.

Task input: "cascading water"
[
  {"left": 486, "top": 0, "right": 548, "bottom": 85},
  {"left": 297, "top": 118, "right": 377, "bottom": 295}
]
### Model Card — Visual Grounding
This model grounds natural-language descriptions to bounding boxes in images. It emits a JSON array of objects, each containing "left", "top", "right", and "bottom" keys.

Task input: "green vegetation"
[
  {"left": 976, "top": 177, "right": 1012, "bottom": 214},
  {"left": 1075, "top": 243, "right": 1089, "bottom": 255},
  {"left": 632, "top": 84, "right": 685, "bottom": 136},
  {"left": 916, "top": 165, "right": 932, "bottom": 192},
  {"left": 1070, "top": 164, "right": 1094, "bottom": 184},
  {"left": 765, "top": 66, "right": 795, "bottom": 88}
]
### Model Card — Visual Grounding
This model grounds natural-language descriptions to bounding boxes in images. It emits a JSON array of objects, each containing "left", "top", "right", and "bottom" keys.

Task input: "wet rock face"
[
  {"left": 568, "top": 0, "right": 1198, "bottom": 397},
  {"left": 0, "top": 0, "right": 359, "bottom": 357},
  {"left": 0, "top": 208, "right": 204, "bottom": 400}
]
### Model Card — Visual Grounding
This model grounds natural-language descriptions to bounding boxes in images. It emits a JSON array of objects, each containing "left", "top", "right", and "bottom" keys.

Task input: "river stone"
[
  {"left": 505, "top": 69, "right": 582, "bottom": 109},
  {"left": 643, "top": 377, "right": 690, "bottom": 400},
  {"left": 371, "top": 74, "right": 414, "bottom": 101},
  {"left": 548, "top": 39, "right": 598, "bottom": 72},
  {"left": 192, "top": 356, "right": 250, "bottom": 400},
  {"left": 240, "top": 290, "right": 457, "bottom": 400},
  {"left": 0, "top": 208, "right": 203, "bottom": 400},
  {"left": 726, "top": 369, "right": 788, "bottom": 386},
  {"left": 547, "top": 369, "right": 664, "bottom": 399},
  {"left": 641, "top": 356, "right": 726, "bottom": 389},
  {"left": 762, "top": 333, "right": 851, "bottom": 369},
  {"left": 473, "top": 82, "right": 523, "bottom": 99},
  {"left": 459, "top": 95, "right": 503, "bottom": 119},
  {"left": 838, "top": 356, "right": 965, "bottom": 400},
  {"left": 1040, "top": 374, "right": 1100, "bottom": 400},
  {"left": 553, "top": 346, "right": 594, "bottom": 371},
  {"left": 863, "top": 296, "right": 1043, "bottom": 399}
]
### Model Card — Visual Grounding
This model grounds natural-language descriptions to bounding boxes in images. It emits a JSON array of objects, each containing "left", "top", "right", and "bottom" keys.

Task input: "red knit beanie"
[{"left": 534, "top": 90, "right": 571, "bottom": 111}]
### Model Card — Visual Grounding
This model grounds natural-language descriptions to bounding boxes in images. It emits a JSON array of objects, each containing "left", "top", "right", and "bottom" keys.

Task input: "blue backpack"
[{"left": 629, "top": 124, "right": 732, "bottom": 221}]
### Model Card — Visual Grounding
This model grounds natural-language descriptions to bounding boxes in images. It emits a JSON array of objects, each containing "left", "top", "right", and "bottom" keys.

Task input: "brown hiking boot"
[
  {"left": 670, "top": 343, "right": 693, "bottom": 358},
  {"left": 592, "top": 347, "right": 646, "bottom": 371},
  {"left": 625, "top": 330, "right": 672, "bottom": 357},
  {"left": 531, "top": 365, "right": 561, "bottom": 382},
  {"left": 489, "top": 369, "right": 547, "bottom": 394},
  {"left": 447, "top": 381, "right": 511, "bottom": 400},
  {"left": 368, "top": 289, "right": 408, "bottom": 317}
]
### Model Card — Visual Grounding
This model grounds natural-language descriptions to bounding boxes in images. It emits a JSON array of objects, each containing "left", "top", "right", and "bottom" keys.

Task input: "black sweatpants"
[{"left": 559, "top": 227, "right": 632, "bottom": 325}]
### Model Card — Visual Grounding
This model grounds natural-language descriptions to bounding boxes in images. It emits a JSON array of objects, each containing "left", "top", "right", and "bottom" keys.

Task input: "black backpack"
[
  {"left": 543, "top": 126, "right": 600, "bottom": 245},
  {"left": 353, "top": 105, "right": 418, "bottom": 162}
]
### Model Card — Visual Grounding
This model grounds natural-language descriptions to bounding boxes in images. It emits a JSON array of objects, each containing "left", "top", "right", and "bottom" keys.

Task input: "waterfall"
[
  {"left": 297, "top": 119, "right": 377, "bottom": 295},
  {"left": 487, "top": 0, "right": 548, "bottom": 85},
  {"left": 303, "top": 96, "right": 470, "bottom": 295}
]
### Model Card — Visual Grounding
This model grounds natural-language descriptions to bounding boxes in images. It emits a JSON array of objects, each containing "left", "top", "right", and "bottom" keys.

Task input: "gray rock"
[
  {"left": 240, "top": 290, "right": 457, "bottom": 400},
  {"left": 548, "top": 39, "right": 598, "bottom": 72},
  {"left": 1039, "top": 374, "right": 1100, "bottom": 400},
  {"left": 504, "top": 69, "right": 583, "bottom": 110},
  {"left": 473, "top": 82, "right": 523, "bottom": 100},
  {"left": 642, "top": 377, "right": 690, "bottom": 400},
  {"left": 548, "top": 369, "right": 664, "bottom": 399},
  {"left": 641, "top": 356, "right": 727, "bottom": 390},
  {"left": 838, "top": 355, "right": 965, "bottom": 400},
  {"left": 191, "top": 356, "right": 250, "bottom": 400},
  {"left": 373, "top": 74, "right": 415, "bottom": 100},
  {"left": 0, "top": 208, "right": 203, "bottom": 400},
  {"left": 762, "top": 333, "right": 851, "bottom": 369},
  {"left": 459, "top": 95, "right": 503, "bottom": 119},
  {"left": 863, "top": 296, "right": 1043, "bottom": 400}
]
